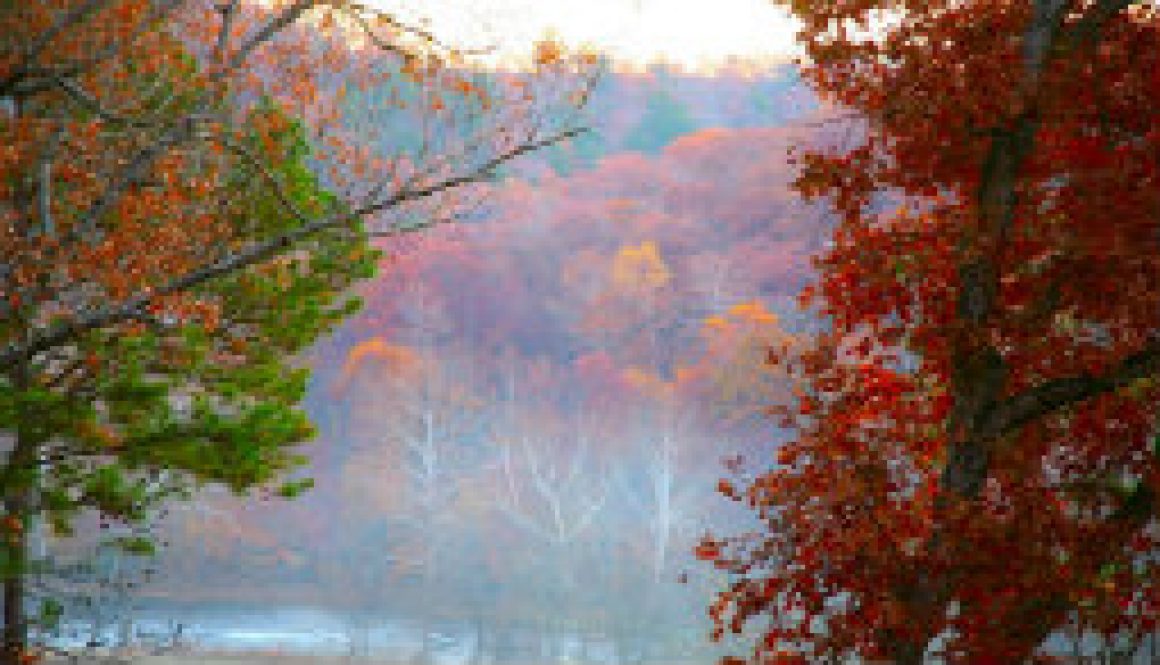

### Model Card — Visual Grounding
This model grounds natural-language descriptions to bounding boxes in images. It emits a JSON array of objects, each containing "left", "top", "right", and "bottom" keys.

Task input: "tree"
[
  {"left": 579, "top": 240, "right": 685, "bottom": 373},
  {"left": 623, "top": 86, "right": 697, "bottom": 155},
  {"left": 696, "top": 300, "right": 799, "bottom": 433},
  {"left": 1, "top": 96, "right": 365, "bottom": 661},
  {"left": 214, "top": 86, "right": 826, "bottom": 660},
  {"left": 484, "top": 359, "right": 611, "bottom": 663},
  {"left": 704, "top": 1, "right": 1160, "bottom": 662},
  {"left": 337, "top": 339, "right": 489, "bottom": 663},
  {"left": 0, "top": 1, "right": 591, "bottom": 660}
]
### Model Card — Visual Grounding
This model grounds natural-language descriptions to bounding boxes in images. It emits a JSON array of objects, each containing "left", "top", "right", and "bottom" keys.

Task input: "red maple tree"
[{"left": 704, "top": 1, "right": 1160, "bottom": 662}]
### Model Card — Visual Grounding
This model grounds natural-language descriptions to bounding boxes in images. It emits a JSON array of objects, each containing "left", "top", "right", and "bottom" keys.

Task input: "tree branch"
[
  {"left": 0, "top": 127, "right": 584, "bottom": 369},
  {"left": 76, "top": 119, "right": 200, "bottom": 234},
  {"left": 3, "top": 0, "right": 186, "bottom": 98},
  {"left": 217, "top": 132, "right": 314, "bottom": 226},
  {"left": 50, "top": 75, "right": 157, "bottom": 128},
  {"left": 213, "top": 0, "right": 241, "bottom": 67},
  {"left": 980, "top": 339, "right": 1160, "bottom": 440},
  {"left": 218, "top": 0, "right": 315, "bottom": 80},
  {"left": 337, "top": 0, "right": 493, "bottom": 58},
  {"left": 942, "top": 0, "right": 1137, "bottom": 499},
  {"left": 10, "top": 0, "right": 114, "bottom": 79},
  {"left": 1061, "top": 0, "right": 1138, "bottom": 51}
]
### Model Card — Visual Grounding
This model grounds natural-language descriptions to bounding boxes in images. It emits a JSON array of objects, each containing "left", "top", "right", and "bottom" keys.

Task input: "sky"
[{"left": 375, "top": 0, "right": 802, "bottom": 71}]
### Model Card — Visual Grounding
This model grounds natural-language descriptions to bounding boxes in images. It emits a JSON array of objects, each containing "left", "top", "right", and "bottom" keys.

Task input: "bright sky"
[{"left": 377, "top": 0, "right": 802, "bottom": 71}]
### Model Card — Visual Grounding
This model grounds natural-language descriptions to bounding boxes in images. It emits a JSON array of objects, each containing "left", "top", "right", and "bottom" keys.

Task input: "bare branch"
[
  {"left": 218, "top": 0, "right": 315, "bottom": 79},
  {"left": 213, "top": 0, "right": 241, "bottom": 67},
  {"left": 339, "top": 1, "right": 484, "bottom": 56},
  {"left": 339, "top": 8, "right": 420, "bottom": 62},
  {"left": 354, "top": 127, "right": 586, "bottom": 218}
]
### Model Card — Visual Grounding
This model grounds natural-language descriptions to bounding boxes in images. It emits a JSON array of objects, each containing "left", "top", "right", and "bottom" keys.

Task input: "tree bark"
[
  {"left": 2, "top": 358, "right": 35, "bottom": 665},
  {"left": 1, "top": 523, "right": 27, "bottom": 665},
  {"left": 890, "top": 642, "right": 924, "bottom": 665},
  {"left": 895, "top": 3, "right": 1142, "bottom": 661}
]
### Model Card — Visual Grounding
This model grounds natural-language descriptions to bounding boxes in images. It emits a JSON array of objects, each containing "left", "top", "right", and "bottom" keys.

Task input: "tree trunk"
[
  {"left": 1, "top": 528, "right": 27, "bottom": 665},
  {"left": 889, "top": 638, "right": 926, "bottom": 665},
  {"left": 2, "top": 479, "right": 31, "bottom": 663},
  {"left": 469, "top": 613, "right": 485, "bottom": 665},
  {"left": 2, "top": 357, "right": 34, "bottom": 665},
  {"left": 492, "top": 625, "right": 518, "bottom": 664}
]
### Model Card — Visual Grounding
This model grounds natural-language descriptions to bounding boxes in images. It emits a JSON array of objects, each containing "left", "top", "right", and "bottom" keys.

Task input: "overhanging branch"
[{"left": 0, "top": 127, "right": 584, "bottom": 369}]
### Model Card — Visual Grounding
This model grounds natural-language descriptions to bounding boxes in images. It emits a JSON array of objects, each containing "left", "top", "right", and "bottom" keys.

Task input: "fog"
[{"left": 37, "top": 65, "right": 828, "bottom": 664}]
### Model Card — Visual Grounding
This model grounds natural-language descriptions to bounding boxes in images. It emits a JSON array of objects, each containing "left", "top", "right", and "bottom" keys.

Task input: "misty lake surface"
[
  {"left": 51, "top": 605, "right": 432, "bottom": 656},
  {"left": 48, "top": 603, "right": 622, "bottom": 663}
]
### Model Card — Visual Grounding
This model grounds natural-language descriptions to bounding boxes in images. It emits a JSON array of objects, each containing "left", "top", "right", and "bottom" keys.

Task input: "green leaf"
[
  {"left": 276, "top": 477, "right": 315, "bottom": 499},
  {"left": 111, "top": 536, "right": 157, "bottom": 556}
]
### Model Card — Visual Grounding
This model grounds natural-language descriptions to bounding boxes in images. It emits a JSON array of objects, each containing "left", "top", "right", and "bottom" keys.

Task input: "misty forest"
[{"left": 4, "top": 1, "right": 1160, "bottom": 663}]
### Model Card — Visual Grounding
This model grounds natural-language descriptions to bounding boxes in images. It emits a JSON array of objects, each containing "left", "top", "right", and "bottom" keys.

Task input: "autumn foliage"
[
  {"left": 704, "top": 1, "right": 1160, "bottom": 662},
  {"left": 1, "top": 0, "right": 592, "bottom": 660}
]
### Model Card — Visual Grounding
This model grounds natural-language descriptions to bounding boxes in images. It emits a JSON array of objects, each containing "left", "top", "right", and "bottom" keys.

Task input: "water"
[
  {"left": 41, "top": 605, "right": 437, "bottom": 658},
  {"left": 40, "top": 603, "right": 633, "bottom": 663}
]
